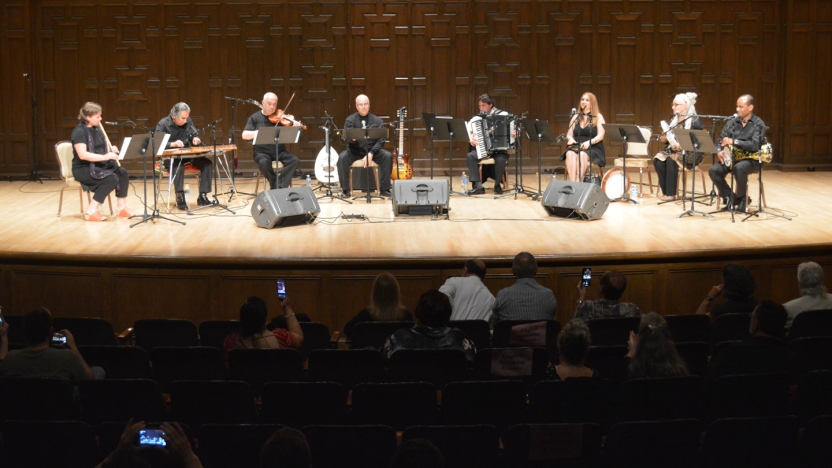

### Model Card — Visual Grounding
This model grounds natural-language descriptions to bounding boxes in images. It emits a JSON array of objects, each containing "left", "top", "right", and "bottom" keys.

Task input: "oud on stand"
[{"left": 313, "top": 114, "right": 351, "bottom": 204}]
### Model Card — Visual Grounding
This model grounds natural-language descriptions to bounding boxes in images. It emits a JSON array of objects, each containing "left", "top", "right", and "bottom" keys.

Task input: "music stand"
[
  {"left": 423, "top": 113, "right": 440, "bottom": 180},
  {"left": 342, "top": 127, "right": 388, "bottom": 203},
  {"left": 603, "top": 124, "right": 645, "bottom": 204},
  {"left": 674, "top": 129, "right": 715, "bottom": 219},
  {"left": 431, "top": 117, "right": 470, "bottom": 197},
  {"left": 522, "top": 119, "right": 558, "bottom": 200},
  {"left": 250, "top": 125, "right": 302, "bottom": 193},
  {"left": 120, "top": 132, "right": 185, "bottom": 227}
]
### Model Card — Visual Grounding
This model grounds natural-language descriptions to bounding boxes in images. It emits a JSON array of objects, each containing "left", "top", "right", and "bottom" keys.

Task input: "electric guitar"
[{"left": 391, "top": 107, "right": 413, "bottom": 180}]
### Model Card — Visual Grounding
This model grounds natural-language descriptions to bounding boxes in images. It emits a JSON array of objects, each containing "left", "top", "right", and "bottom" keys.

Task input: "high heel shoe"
[
  {"left": 84, "top": 211, "right": 106, "bottom": 222},
  {"left": 118, "top": 208, "right": 134, "bottom": 218}
]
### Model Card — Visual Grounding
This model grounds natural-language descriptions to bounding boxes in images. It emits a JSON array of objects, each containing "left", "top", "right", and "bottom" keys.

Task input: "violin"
[{"left": 249, "top": 93, "right": 307, "bottom": 130}]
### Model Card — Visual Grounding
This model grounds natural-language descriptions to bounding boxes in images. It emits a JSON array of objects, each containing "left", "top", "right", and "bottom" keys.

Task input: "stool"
[
  {"left": 254, "top": 160, "right": 289, "bottom": 193},
  {"left": 478, "top": 157, "right": 508, "bottom": 186},
  {"left": 349, "top": 160, "right": 381, "bottom": 195},
  {"left": 614, "top": 157, "right": 653, "bottom": 196}
]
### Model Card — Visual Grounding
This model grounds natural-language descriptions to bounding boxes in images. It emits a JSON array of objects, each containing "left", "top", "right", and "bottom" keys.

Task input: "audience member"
[
  {"left": 547, "top": 319, "right": 595, "bottom": 380},
  {"left": 0, "top": 307, "right": 98, "bottom": 382},
  {"left": 390, "top": 438, "right": 445, "bottom": 468},
  {"left": 382, "top": 289, "right": 476, "bottom": 362},
  {"left": 703, "top": 300, "right": 797, "bottom": 388},
  {"left": 783, "top": 261, "right": 832, "bottom": 328},
  {"left": 627, "top": 312, "right": 689, "bottom": 379},
  {"left": 260, "top": 427, "right": 311, "bottom": 468},
  {"left": 491, "top": 252, "right": 558, "bottom": 325},
  {"left": 344, "top": 272, "right": 413, "bottom": 339},
  {"left": 573, "top": 270, "right": 642, "bottom": 321},
  {"left": 439, "top": 259, "right": 495, "bottom": 322},
  {"left": 224, "top": 296, "right": 303, "bottom": 353},
  {"left": 96, "top": 419, "right": 203, "bottom": 468},
  {"left": 696, "top": 263, "right": 757, "bottom": 321}
]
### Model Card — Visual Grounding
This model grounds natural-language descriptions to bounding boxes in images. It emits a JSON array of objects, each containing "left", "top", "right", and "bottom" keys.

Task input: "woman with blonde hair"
[
  {"left": 653, "top": 92, "right": 704, "bottom": 201},
  {"left": 343, "top": 272, "right": 413, "bottom": 338},
  {"left": 563, "top": 92, "right": 606, "bottom": 182},
  {"left": 71, "top": 102, "right": 132, "bottom": 221}
]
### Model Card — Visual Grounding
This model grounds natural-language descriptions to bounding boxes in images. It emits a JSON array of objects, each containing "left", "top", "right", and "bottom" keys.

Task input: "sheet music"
[
  {"left": 156, "top": 134, "right": 171, "bottom": 155},
  {"left": 119, "top": 137, "right": 131, "bottom": 161}
]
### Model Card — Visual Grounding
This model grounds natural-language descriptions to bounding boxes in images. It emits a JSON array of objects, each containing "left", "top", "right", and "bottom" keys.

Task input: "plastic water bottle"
[
  {"left": 460, "top": 172, "right": 468, "bottom": 191},
  {"left": 629, "top": 184, "right": 639, "bottom": 199},
  {"left": 306, "top": 175, "right": 312, "bottom": 188}
]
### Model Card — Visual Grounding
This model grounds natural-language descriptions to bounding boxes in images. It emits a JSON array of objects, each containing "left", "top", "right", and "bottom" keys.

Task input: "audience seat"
[
  {"left": 388, "top": 348, "right": 472, "bottom": 388},
  {"left": 52, "top": 317, "right": 118, "bottom": 346},
  {"left": 491, "top": 320, "right": 561, "bottom": 361},
  {"left": 1, "top": 420, "right": 102, "bottom": 468},
  {"left": 441, "top": 380, "right": 527, "bottom": 435},
  {"left": 78, "top": 345, "right": 152, "bottom": 379},
  {"left": 706, "top": 372, "right": 792, "bottom": 421},
  {"left": 528, "top": 378, "right": 614, "bottom": 427},
  {"left": 605, "top": 419, "right": 702, "bottom": 468},
  {"left": 709, "top": 313, "right": 751, "bottom": 354},
  {"left": 799, "top": 415, "right": 832, "bottom": 468},
  {"left": 586, "top": 317, "right": 641, "bottom": 347},
  {"left": 701, "top": 416, "right": 799, "bottom": 468},
  {"left": 473, "top": 347, "right": 550, "bottom": 387},
  {"left": 168, "top": 380, "right": 256, "bottom": 427},
  {"left": 350, "top": 321, "right": 414, "bottom": 350},
  {"left": 197, "top": 424, "right": 285, "bottom": 468},
  {"left": 150, "top": 346, "right": 227, "bottom": 391},
  {"left": 306, "top": 349, "right": 385, "bottom": 389},
  {"left": 449, "top": 320, "right": 492, "bottom": 350},
  {"left": 79, "top": 378, "right": 164, "bottom": 427},
  {"left": 504, "top": 423, "right": 603, "bottom": 468},
  {"left": 674, "top": 341, "right": 709, "bottom": 377},
  {"left": 350, "top": 382, "right": 438, "bottom": 430},
  {"left": 403, "top": 425, "right": 500, "bottom": 468},
  {"left": 664, "top": 314, "right": 711, "bottom": 343},
  {"left": 132, "top": 318, "right": 200, "bottom": 351},
  {"left": 789, "top": 336, "right": 832, "bottom": 377},
  {"left": 260, "top": 382, "right": 348, "bottom": 427},
  {"left": 794, "top": 370, "right": 832, "bottom": 425},
  {"left": 585, "top": 345, "right": 629, "bottom": 382},
  {"left": 788, "top": 309, "right": 832, "bottom": 342},
  {"left": 298, "top": 322, "right": 335, "bottom": 361},
  {"left": 619, "top": 376, "right": 702, "bottom": 422},
  {"left": 198, "top": 320, "right": 240, "bottom": 350},
  {"left": 303, "top": 425, "right": 397, "bottom": 468},
  {"left": 0, "top": 377, "right": 79, "bottom": 422},
  {"left": 227, "top": 348, "right": 304, "bottom": 391}
]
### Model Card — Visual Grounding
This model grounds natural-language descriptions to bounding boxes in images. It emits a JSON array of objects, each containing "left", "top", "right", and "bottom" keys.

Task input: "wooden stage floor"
[{"left": 1, "top": 169, "right": 829, "bottom": 264}]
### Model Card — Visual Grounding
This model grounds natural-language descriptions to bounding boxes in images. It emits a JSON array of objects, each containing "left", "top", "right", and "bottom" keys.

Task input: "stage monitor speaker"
[
  {"left": 392, "top": 179, "right": 449, "bottom": 217},
  {"left": 540, "top": 180, "right": 609, "bottom": 220},
  {"left": 251, "top": 186, "right": 321, "bottom": 229}
]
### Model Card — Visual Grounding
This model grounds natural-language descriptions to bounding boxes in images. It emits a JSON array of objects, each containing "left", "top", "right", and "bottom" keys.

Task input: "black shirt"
[
  {"left": 70, "top": 125, "right": 108, "bottom": 170},
  {"left": 244, "top": 112, "right": 287, "bottom": 156},
  {"left": 155, "top": 115, "right": 198, "bottom": 149},
  {"left": 343, "top": 112, "right": 387, "bottom": 157},
  {"left": 715, "top": 114, "right": 767, "bottom": 154}
]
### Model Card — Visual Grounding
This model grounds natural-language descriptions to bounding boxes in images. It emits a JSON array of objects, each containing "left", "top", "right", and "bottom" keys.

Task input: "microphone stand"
[
  {"left": 697, "top": 114, "right": 734, "bottom": 206},
  {"left": 656, "top": 115, "right": 691, "bottom": 206},
  {"left": 708, "top": 115, "right": 740, "bottom": 222},
  {"left": 496, "top": 113, "right": 533, "bottom": 199},
  {"left": 188, "top": 120, "right": 234, "bottom": 215},
  {"left": 742, "top": 122, "right": 791, "bottom": 222},
  {"left": 223, "top": 97, "right": 256, "bottom": 199}
]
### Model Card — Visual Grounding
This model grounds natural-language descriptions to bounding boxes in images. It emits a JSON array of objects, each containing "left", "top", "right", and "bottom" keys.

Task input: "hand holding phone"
[
  {"left": 581, "top": 268, "right": 592, "bottom": 288},
  {"left": 51, "top": 332, "right": 67, "bottom": 347},
  {"left": 276, "top": 280, "right": 286, "bottom": 299},
  {"left": 135, "top": 427, "right": 167, "bottom": 447}
]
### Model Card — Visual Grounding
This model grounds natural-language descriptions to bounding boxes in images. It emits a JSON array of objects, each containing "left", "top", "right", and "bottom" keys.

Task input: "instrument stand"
[
  {"left": 604, "top": 124, "right": 644, "bottom": 204},
  {"left": 496, "top": 115, "right": 533, "bottom": 200},
  {"left": 315, "top": 115, "right": 351, "bottom": 204},
  {"left": 431, "top": 117, "right": 470, "bottom": 197},
  {"left": 521, "top": 118, "right": 558, "bottom": 201},
  {"left": 342, "top": 127, "right": 388, "bottom": 203},
  {"left": 674, "top": 129, "right": 715, "bottom": 218},
  {"left": 188, "top": 123, "right": 235, "bottom": 215},
  {"left": 222, "top": 97, "right": 256, "bottom": 199}
]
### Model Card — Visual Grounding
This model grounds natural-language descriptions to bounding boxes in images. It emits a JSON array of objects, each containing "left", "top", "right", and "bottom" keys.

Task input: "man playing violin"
[
  {"left": 337, "top": 94, "right": 393, "bottom": 197},
  {"left": 242, "top": 92, "right": 301, "bottom": 190},
  {"left": 155, "top": 102, "right": 214, "bottom": 210}
]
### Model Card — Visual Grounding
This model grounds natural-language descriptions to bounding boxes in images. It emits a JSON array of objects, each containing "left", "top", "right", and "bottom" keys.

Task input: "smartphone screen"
[
  {"left": 581, "top": 268, "right": 592, "bottom": 287},
  {"left": 51, "top": 333, "right": 67, "bottom": 346},
  {"left": 136, "top": 428, "right": 167, "bottom": 447},
  {"left": 276, "top": 280, "right": 286, "bottom": 299}
]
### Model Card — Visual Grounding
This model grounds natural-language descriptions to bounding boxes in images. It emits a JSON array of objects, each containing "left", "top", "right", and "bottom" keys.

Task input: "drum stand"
[
  {"left": 604, "top": 124, "right": 644, "bottom": 204},
  {"left": 674, "top": 129, "right": 714, "bottom": 218},
  {"left": 496, "top": 115, "right": 534, "bottom": 200}
]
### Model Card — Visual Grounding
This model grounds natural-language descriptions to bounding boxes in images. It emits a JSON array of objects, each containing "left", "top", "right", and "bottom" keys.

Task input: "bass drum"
[{"left": 601, "top": 167, "right": 630, "bottom": 200}]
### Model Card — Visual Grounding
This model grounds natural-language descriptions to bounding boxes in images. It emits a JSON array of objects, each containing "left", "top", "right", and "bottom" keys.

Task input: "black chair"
[
  {"left": 789, "top": 336, "right": 832, "bottom": 377},
  {"left": 0, "top": 377, "right": 79, "bottom": 422},
  {"left": 198, "top": 320, "right": 240, "bottom": 350},
  {"left": 702, "top": 416, "right": 799, "bottom": 468},
  {"left": 528, "top": 378, "right": 614, "bottom": 427},
  {"left": 449, "top": 320, "right": 492, "bottom": 350},
  {"left": 78, "top": 345, "right": 152, "bottom": 379},
  {"left": 619, "top": 376, "right": 702, "bottom": 422},
  {"left": 403, "top": 425, "right": 500, "bottom": 468},
  {"left": 441, "top": 380, "right": 527, "bottom": 436},
  {"left": 350, "top": 321, "right": 414, "bottom": 349},
  {"left": 674, "top": 341, "right": 709, "bottom": 377},
  {"left": 2, "top": 420, "right": 102, "bottom": 468},
  {"left": 473, "top": 347, "right": 550, "bottom": 387},
  {"left": 492, "top": 320, "right": 561, "bottom": 362},
  {"left": 709, "top": 313, "right": 751, "bottom": 354},
  {"left": 664, "top": 314, "right": 711, "bottom": 343},
  {"left": 585, "top": 345, "right": 629, "bottom": 382},
  {"left": 150, "top": 346, "right": 227, "bottom": 391},
  {"left": 227, "top": 348, "right": 304, "bottom": 391},
  {"left": 706, "top": 372, "right": 792, "bottom": 421},
  {"left": 586, "top": 317, "right": 641, "bottom": 346},
  {"left": 350, "top": 382, "right": 438, "bottom": 430},
  {"left": 788, "top": 309, "right": 832, "bottom": 341},
  {"left": 132, "top": 318, "right": 200, "bottom": 351},
  {"left": 197, "top": 424, "right": 285, "bottom": 468},
  {"left": 605, "top": 419, "right": 702, "bottom": 468},
  {"left": 297, "top": 322, "right": 334, "bottom": 361},
  {"left": 168, "top": 380, "right": 256, "bottom": 427},
  {"left": 53, "top": 317, "right": 117, "bottom": 346},
  {"left": 794, "top": 370, "right": 832, "bottom": 425},
  {"left": 79, "top": 378, "right": 164, "bottom": 426},
  {"left": 260, "top": 382, "right": 348, "bottom": 427},
  {"left": 307, "top": 349, "right": 386, "bottom": 389},
  {"left": 388, "top": 348, "right": 472, "bottom": 387},
  {"left": 503, "top": 423, "right": 603, "bottom": 468},
  {"left": 303, "top": 425, "right": 397, "bottom": 468},
  {"left": 799, "top": 415, "right": 832, "bottom": 468},
  {"left": 4, "top": 315, "right": 26, "bottom": 347}
]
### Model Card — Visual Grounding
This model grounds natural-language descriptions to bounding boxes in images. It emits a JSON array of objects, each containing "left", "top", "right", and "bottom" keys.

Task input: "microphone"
[
  {"left": 570, "top": 108, "right": 577, "bottom": 117},
  {"left": 727, "top": 113, "right": 739, "bottom": 120},
  {"left": 675, "top": 112, "right": 680, "bottom": 121},
  {"left": 361, "top": 120, "right": 367, "bottom": 129},
  {"left": 22, "top": 73, "right": 29, "bottom": 78},
  {"left": 223, "top": 96, "right": 237, "bottom": 101},
  {"left": 104, "top": 121, "right": 119, "bottom": 126}
]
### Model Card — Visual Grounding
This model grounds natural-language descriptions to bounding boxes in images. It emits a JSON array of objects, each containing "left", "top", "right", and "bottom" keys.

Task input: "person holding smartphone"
[
  {"left": 574, "top": 270, "right": 643, "bottom": 322},
  {"left": 223, "top": 295, "right": 304, "bottom": 353},
  {"left": 95, "top": 419, "right": 203, "bottom": 468}
]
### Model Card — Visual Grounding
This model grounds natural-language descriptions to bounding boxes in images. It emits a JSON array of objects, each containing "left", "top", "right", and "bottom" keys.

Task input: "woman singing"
[
  {"left": 71, "top": 102, "right": 132, "bottom": 221},
  {"left": 564, "top": 92, "right": 606, "bottom": 182},
  {"left": 653, "top": 92, "right": 704, "bottom": 201}
]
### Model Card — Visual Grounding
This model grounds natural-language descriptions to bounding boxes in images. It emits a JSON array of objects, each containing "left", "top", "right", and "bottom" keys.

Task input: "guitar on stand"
[{"left": 391, "top": 107, "right": 413, "bottom": 180}]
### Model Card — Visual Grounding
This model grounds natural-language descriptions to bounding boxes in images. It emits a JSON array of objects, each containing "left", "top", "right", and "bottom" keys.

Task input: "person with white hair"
[
  {"left": 242, "top": 92, "right": 301, "bottom": 190},
  {"left": 783, "top": 261, "right": 832, "bottom": 328},
  {"left": 156, "top": 102, "right": 214, "bottom": 210},
  {"left": 652, "top": 92, "right": 704, "bottom": 201}
]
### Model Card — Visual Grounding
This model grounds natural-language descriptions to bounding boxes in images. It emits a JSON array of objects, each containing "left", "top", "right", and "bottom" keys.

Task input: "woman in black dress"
[
  {"left": 564, "top": 92, "right": 606, "bottom": 182},
  {"left": 653, "top": 92, "right": 704, "bottom": 201},
  {"left": 71, "top": 102, "right": 132, "bottom": 221}
]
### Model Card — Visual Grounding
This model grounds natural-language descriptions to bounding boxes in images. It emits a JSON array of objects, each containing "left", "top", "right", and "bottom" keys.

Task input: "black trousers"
[
  {"left": 336, "top": 149, "right": 393, "bottom": 192},
  {"left": 466, "top": 150, "right": 508, "bottom": 186},
  {"left": 164, "top": 156, "right": 213, "bottom": 194},
  {"left": 72, "top": 165, "right": 130, "bottom": 204},
  {"left": 709, "top": 159, "right": 760, "bottom": 200},
  {"left": 653, "top": 157, "right": 679, "bottom": 196},
  {"left": 255, "top": 150, "right": 300, "bottom": 189}
]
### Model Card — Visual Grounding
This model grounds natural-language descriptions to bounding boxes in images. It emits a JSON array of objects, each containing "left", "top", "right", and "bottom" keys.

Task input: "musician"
[
  {"left": 242, "top": 92, "right": 301, "bottom": 190},
  {"left": 155, "top": 102, "right": 213, "bottom": 210},
  {"left": 564, "top": 92, "right": 606, "bottom": 183},
  {"left": 71, "top": 102, "right": 132, "bottom": 222},
  {"left": 653, "top": 92, "right": 704, "bottom": 201},
  {"left": 336, "top": 94, "right": 393, "bottom": 197},
  {"left": 467, "top": 94, "right": 509, "bottom": 195},
  {"left": 709, "top": 94, "right": 767, "bottom": 212}
]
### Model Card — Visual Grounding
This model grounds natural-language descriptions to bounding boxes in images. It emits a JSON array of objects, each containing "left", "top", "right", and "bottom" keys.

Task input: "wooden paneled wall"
[{"left": 1, "top": 0, "right": 831, "bottom": 178}]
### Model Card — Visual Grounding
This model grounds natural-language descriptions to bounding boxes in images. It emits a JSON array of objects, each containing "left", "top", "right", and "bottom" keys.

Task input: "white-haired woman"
[{"left": 653, "top": 92, "right": 704, "bottom": 201}]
